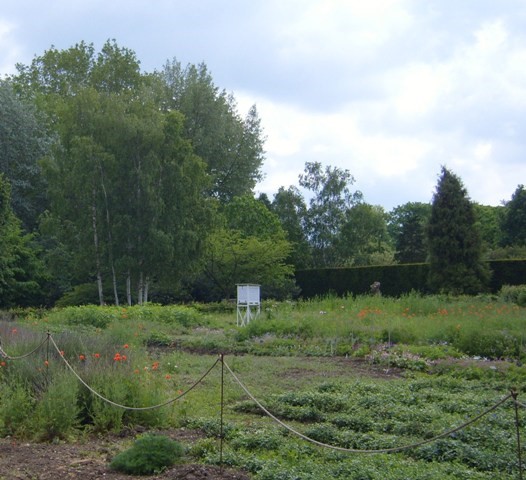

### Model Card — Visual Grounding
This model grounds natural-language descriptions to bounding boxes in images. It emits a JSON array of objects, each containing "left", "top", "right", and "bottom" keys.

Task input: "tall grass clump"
[
  {"left": 34, "top": 371, "right": 80, "bottom": 441},
  {"left": 0, "top": 382, "right": 34, "bottom": 437}
]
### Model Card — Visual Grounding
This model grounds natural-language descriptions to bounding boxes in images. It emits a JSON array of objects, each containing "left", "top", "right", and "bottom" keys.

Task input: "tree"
[
  {"left": 223, "top": 195, "right": 285, "bottom": 240},
  {"left": 196, "top": 195, "right": 294, "bottom": 300},
  {"left": 472, "top": 203, "right": 504, "bottom": 258},
  {"left": 299, "top": 161, "right": 362, "bottom": 267},
  {"left": 13, "top": 42, "right": 212, "bottom": 305},
  {"left": 200, "top": 229, "right": 293, "bottom": 301},
  {"left": 427, "top": 167, "right": 490, "bottom": 294},
  {"left": 159, "top": 60, "right": 265, "bottom": 201},
  {"left": 337, "top": 203, "right": 394, "bottom": 266},
  {"left": 388, "top": 202, "right": 431, "bottom": 263},
  {"left": 0, "top": 174, "right": 47, "bottom": 307},
  {"left": 271, "top": 186, "right": 311, "bottom": 269},
  {"left": 0, "top": 81, "right": 50, "bottom": 231},
  {"left": 500, "top": 185, "right": 526, "bottom": 247}
]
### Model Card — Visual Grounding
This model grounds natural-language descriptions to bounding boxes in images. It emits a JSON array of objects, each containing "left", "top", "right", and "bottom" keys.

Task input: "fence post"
[
  {"left": 220, "top": 353, "right": 225, "bottom": 471},
  {"left": 512, "top": 390, "right": 523, "bottom": 480}
]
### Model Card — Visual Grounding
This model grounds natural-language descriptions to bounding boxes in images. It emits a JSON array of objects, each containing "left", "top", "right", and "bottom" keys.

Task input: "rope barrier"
[
  {"left": 222, "top": 358, "right": 515, "bottom": 455},
  {"left": 0, "top": 335, "right": 49, "bottom": 360},
  {"left": 0, "top": 328, "right": 522, "bottom": 468},
  {"left": 49, "top": 334, "right": 220, "bottom": 411}
]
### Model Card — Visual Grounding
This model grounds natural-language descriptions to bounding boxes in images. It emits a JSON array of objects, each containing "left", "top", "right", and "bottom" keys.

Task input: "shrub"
[
  {"left": 0, "top": 382, "right": 34, "bottom": 437},
  {"left": 499, "top": 284, "right": 526, "bottom": 306},
  {"left": 52, "top": 305, "right": 117, "bottom": 329},
  {"left": 110, "top": 434, "right": 184, "bottom": 475},
  {"left": 34, "top": 372, "right": 80, "bottom": 441}
]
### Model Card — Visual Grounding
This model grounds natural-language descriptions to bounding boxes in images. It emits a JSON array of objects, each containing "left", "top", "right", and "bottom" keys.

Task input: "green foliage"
[
  {"left": 159, "top": 60, "right": 265, "bottom": 202},
  {"left": 388, "top": 202, "right": 431, "bottom": 263},
  {"left": 230, "top": 428, "right": 283, "bottom": 451},
  {"left": 34, "top": 372, "right": 80, "bottom": 441},
  {"left": 110, "top": 434, "right": 184, "bottom": 475},
  {"left": 299, "top": 161, "right": 363, "bottom": 267},
  {"left": 500, "top": 184, "right": 526, "bottom": 247},
  {"left": 0, "top": 382, "right": 34, "bottom": 437},
  {"left": 45, "top": 304, "right": 202, "bottom": 330},
  {"left": 0, "top": 81, "right": 50, "bottom": 231},
  {"left": 270, "top": 186, "right": 312, "bottom": 269},
  {"left": 224, "top": 195, "right": 286, "bottom": 240},
  {"left": 201, "top": 228, "right": 294, "bottom": 301},
  {"left": 498, "top": 284, "right": 526, "bottom": 306},
  {"left": 337, "top": 203, "right": 395, "bottom": 266},
  {"left": 0, "top": 174, "right": 48, "bottom": 308},
  {"left": 427, "top": 167, "right": 490, "bottom": 294},
  {"left": 54, "top": 283, "right": 106, "bottom": 307}
]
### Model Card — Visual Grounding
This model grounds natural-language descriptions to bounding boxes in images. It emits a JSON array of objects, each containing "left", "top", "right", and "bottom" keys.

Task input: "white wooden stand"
[{"left": 236, "top": 284, "right": 260, "bottom": 326}]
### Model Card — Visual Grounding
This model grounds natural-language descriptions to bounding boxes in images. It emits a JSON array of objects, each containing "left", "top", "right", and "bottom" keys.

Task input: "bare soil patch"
[{"left": 0, "top": 430, "right": 249, "bottom": 480}]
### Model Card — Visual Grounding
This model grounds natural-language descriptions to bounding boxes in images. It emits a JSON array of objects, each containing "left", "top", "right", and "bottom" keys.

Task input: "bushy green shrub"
[
  {"left": 34, "top": 372, "right": 80, "bottom": 441},
  {"left": 499, "top": 284, "right": 526, "bottom": 306},
  {"left": 0, "top": 382, "right": 34, "bottom": 437},
  {"left": 52, "top": 305, "right": 118, "bottom": 329},
  {"left": 110, "top": 434, "right": 184, "bottom": 475}
]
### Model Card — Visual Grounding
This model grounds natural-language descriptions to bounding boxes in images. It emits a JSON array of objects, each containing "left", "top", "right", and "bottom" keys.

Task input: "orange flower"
[
  {"left": 121, "top": 355, "right": 127, "bottom": 361},
  {"left": 152, "top": 361, "right": 159, "bottom": 370},
  {"left": 93, "top": 353, "right": 100, "bottom": 359},
  {"left": 113, "top": 353, "right": 122, "bottom": 361},
  {"left": 0, "top": 361, "right": 6, "bottom": 367},
  {"left": 60, "top": 351, "right": 65, "bottom": 356},
  {"left": 44, "top": 360, "right": 49, "bottom": 367},
  {"left": 123, "top": 344, "right": 129, "bottom": 349},
  {"left": 79, "top": 354, "right": 85, "bottom": 361},
  {"left": 165, "top": 374, "right": 171, "bottom": 380}
]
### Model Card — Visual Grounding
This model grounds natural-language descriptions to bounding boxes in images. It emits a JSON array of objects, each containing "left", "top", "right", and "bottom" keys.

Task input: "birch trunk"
[
  {"left": 91, "top": 193, "right": 104, "bottom": 306},
  {"left": 98, "top": 159, "right": 119, "bottom": 306},
  {"left": 137, "top": 271, "right": 144, "bottom": 305},
  {"left": 126, "top": 271, "right": 132, "bottom": 306}
]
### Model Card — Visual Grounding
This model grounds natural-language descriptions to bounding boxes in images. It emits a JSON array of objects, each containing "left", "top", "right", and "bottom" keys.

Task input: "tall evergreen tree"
[
  {"left": 500, "top": 185, "right": 526, "bottom": 247},
  {"left": 427, "top": 167, "right": 490, "bottom": 294}
]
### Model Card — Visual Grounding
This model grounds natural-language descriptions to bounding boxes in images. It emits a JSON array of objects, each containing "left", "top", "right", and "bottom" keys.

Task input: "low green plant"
[{"left": 110, "top": 434, "right": 184, "bottom": 475}]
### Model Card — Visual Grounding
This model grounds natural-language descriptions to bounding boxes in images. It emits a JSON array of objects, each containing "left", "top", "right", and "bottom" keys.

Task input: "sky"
[{"left": 1, "top": 0, "right": 525, "bottom": 211}]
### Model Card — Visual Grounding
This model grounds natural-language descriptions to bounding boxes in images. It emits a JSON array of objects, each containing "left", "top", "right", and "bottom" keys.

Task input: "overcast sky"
[{"left": 1, "top": 0, "right": 525, "bottom": 210}]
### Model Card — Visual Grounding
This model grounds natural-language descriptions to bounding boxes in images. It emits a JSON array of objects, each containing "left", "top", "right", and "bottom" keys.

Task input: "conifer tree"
[
  {"left": 501, "top": 185, "right": 526, "bottom": 247},
  {"left": 427, "top": 167, "right": 490, "bottom": 294}
]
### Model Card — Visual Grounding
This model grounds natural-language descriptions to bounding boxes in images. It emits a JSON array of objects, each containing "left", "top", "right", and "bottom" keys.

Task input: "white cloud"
[
  {"left": 0, "top": 18, "right": 21, "bottom": 75},
  {"left": 276, "top": 0, "right": 414, "bottom": 62},
  {"left": 1, "top": 0, "right": 526, "bottom": 210}
]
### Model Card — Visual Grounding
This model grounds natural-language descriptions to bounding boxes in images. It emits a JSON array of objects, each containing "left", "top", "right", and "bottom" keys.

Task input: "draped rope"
[
  {"left": 0, "top": 335, "right": 48, "bottom": 360},
  {"left": 223, "top": 358, "right": 514, "bottom": 455},
  {"left": 49, "top": 334, "right": 220, "bottom": 411}
]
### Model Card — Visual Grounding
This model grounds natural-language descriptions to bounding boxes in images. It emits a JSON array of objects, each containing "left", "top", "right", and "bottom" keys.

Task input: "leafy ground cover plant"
[{"left": 110, "top": 434, "right": 184, "bottom": 474}]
